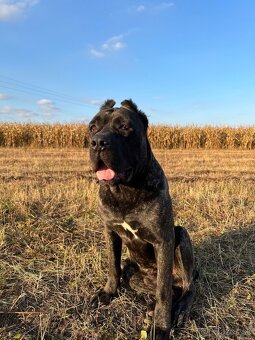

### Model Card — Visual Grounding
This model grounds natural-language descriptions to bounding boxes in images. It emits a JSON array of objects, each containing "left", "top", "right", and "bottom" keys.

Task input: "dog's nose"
[{"left": 90, "top": 135, "right": 110, "bottom": 150}]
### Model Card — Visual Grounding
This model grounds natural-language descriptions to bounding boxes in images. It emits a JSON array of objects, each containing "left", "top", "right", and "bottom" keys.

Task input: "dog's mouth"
[
  {"left": 95, "top": 160, "right": 133, "bottom": 183},
  {"left": 96, "top": 162, "right": 116, "bottom": 181}
]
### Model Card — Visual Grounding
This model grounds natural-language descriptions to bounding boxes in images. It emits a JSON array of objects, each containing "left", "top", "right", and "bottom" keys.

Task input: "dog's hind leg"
[
  {"left": 121, "top": 259, "right": 157, "bottom": 294},
  {"left": 121, "top": 258, "right": 139, "bottom": 286},
  {"left": 171, "top": 226, "right": 197, "bottom": 328},
  {"left": 172, "top": 281, "right": 196, "bottom": 327}
]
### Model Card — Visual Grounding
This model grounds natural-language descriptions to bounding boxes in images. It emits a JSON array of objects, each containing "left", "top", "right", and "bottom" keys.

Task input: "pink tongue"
[{"left": 96, "top": 167, "right": 116, "bottom": 181}]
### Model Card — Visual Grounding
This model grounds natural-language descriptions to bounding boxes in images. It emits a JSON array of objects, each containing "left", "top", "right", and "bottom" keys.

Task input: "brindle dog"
[{"left": 89, "top": 99, "right": 196, "bottom": 339}]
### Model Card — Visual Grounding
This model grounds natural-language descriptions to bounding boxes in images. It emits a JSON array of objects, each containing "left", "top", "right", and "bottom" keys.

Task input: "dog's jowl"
[{"left": 89, "top": 99, "right": 196, "bottom": 339}]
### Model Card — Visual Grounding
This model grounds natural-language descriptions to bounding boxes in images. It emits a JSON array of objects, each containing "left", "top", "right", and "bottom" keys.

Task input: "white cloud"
[
  {"left": 130, "top": 2, "right": 174, "bottom": 13},
  {"left": 157, "top": 2, "right": 174, "bottom": 9},
  {"left": 102, "top": 35, "right": 126, "bottom": 51},
  {"left": 0, "top": 93, "right": 13, "bottom": 100},
  {"left": 0, "top": 101, "right": 58, "bottom": 120},
  {"left": 136, "top": 5, "right": 145, "bottom": 12},
  {"left": 89, "top": 48, "right": 105, "bottom": 58},
  {"left": 83, "top": 98, "right": 104, "bottom": 106},
  {"left": 37, "top": 99, "right": 59, "bottom": 116},
  {"left": 0, "top": 0, "right": 39, "bottom": 21},
  {"left": 0, "top": 105, "right": 38, "bottom": 118},
  {"left": 90, "top": 34, "right": 126, "bottom": 58}
]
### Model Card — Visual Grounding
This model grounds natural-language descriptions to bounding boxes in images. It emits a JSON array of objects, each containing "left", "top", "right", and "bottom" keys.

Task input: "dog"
[{"left": 89, "top": 99, "right": 196, "bottom": 339}]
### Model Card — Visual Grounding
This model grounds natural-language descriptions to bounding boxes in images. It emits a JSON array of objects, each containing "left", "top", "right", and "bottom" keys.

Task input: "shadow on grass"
[
  {"left": 189, "top": 224, "right": 255, "bottom": 338},
  {"left": 194, "top": 224, "right": 254, "bottom": 298}
]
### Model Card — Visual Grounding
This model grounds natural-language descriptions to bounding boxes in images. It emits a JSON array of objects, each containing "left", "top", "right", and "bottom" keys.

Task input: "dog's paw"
[
  {"left": 90, "top": 288, "right": 114, "bottom": 307},
  {"left": 171, "top": 302, "right": 191, "bottom": 328},
  {"left": 148, "top": 326, "right": 171, "bottom": 340}
]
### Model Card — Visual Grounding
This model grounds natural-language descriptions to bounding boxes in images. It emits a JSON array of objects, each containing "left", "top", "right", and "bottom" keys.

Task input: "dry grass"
[
  {"left": 0, "top": 148, "right": 254, "bottom": 339},
  {"left": 0, "top": 123, "right": 255, "bottom": 149}
]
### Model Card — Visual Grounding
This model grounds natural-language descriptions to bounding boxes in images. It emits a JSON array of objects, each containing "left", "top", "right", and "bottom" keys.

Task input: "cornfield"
[{"left": 0, "top": 123, "right": 254, "bottom": 149}]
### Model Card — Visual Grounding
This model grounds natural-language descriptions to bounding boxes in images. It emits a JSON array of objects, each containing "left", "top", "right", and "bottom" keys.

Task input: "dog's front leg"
[
  {"left": 91, "top": 227, "right": 122, "bottom": 306},
  {"left": 104, "top": 227, "right": 122, "bottom": 294},
  {"left": 151, "top": 235, "right": 175, "bottom": 339}
]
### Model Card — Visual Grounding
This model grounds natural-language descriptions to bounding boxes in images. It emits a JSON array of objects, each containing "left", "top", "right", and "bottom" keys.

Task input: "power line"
[
  {"left": 0, "top": 80, "right": 83, "bottom": 104},
  {"left": 0, "top": 74, "right": 95, "bottom": 107},
  {"left": 0, "top": 74, "right": 85, "bottom": 102},
  {"left": 0, "top": 83, "right": 87, "bottom": 107}
]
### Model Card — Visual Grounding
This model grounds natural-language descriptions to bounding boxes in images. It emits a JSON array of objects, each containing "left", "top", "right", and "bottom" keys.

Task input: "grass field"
[{"left": 0, "top": 148, "right": 254, "bottom": 339}]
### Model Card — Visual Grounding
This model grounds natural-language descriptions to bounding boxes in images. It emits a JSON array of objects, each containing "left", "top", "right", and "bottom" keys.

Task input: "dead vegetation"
[
  {"left": 0, "top": 124, "right": 255, "bottom": 149},
  {"left": 0, "top": 148, "right": 254, "bottom": 339}
]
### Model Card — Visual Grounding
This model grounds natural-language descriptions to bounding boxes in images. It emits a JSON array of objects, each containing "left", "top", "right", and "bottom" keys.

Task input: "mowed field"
[{"left": 0, "top": 148, "right": 254, "bottom": 339}]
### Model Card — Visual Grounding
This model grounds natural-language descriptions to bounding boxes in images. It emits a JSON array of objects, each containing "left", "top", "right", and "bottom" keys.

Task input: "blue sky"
[{"left": 0, "top": 0, "right": 255, "bottom": 125}]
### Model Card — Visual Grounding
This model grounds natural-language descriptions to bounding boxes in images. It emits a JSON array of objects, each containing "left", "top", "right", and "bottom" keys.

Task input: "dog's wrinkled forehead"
[{"left": 94, "top": 99, "right": 148, "bottom": 129}]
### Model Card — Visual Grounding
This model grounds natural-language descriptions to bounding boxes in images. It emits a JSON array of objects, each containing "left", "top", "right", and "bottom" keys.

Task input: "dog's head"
[{"left": 89, "top": 99, "right": 151, "bottom": 185}]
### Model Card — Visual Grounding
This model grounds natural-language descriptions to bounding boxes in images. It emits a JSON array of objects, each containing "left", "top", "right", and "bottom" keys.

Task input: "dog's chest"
[
  {"left": 109, "top": 215, "right": 157, "bottom": 244},
  {"left": 113, "top": 221, "right": 139, "bottom": 239}
]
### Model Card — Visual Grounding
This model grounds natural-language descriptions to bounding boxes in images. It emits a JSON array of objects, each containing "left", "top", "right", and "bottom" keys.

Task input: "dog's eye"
[{"left": 89, "top": 124, "right": 97, "bottom": 133}]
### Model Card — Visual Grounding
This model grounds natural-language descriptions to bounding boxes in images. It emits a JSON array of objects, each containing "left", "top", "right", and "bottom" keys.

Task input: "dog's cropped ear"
[
  {"left": 121, "top": 99, "right": 148, "bottom": 130},
  {"left": 121, "top": 99, "right": 138, "bottom": 112},
  {"left": 100, "top": 99, "right": 116, "bottom": 110}
]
